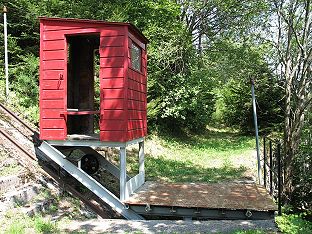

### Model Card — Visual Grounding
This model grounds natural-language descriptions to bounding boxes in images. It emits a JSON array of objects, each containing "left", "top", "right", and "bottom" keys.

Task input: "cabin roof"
[{"left": 39, "top": 16, "right": 149, "bottom": 43}]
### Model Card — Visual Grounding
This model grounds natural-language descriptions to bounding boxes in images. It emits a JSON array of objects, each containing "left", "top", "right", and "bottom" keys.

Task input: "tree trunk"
[{"left": 283, "top": 58, "right": 295, "bottom": 202}]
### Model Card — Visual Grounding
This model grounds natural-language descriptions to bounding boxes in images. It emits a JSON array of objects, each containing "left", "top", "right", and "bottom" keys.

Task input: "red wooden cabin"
[{"left": 39, "top": 17, "right": 148, "bottom": 142}]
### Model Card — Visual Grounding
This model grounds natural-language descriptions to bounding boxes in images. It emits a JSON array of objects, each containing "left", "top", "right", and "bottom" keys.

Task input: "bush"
[
  {"left": 216, "top": 74, "right": 283, "bottom": 134},
  {"left": 146, "top": 25, "right": 215, "bottom": 133},
  {"left": 10, "top": 54, "right": 39, "bottom": 124},
  {"left": 205, "top": 41, "right": 284, "bottom": 133},
  {"left": 276, "top": 214, "right": 312, "bottom": 234}
]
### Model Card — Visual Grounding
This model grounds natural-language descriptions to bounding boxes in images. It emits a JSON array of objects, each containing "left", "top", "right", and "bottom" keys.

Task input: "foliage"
[
  {"left": 220, "top": 76, "right": 283, "bottom": 134},
  {"left": 178, "top": 0, "right": 269, "bottom": 51},
  {"left": 8, "top": 54, "right": 39, "bottom": 124},
  {"left": 0, "top": 0, "right": 309, "bottom": 212},
  {"left": 0, "top": 0, "right": 281, "bottom": 134},
  {"left": 292, "top": 107, "right": 312, "bottom": 213},
  {"left": 0, "top": 0, "right": 215, "bottom": 132},
  {"left": 275, "top": 214, "right": 312, "bottom": 234},
  {"left": 4, "top": 220, "right": 24, "bottom": 234},
  {"left": 205, "top": 40, "right": 283, "bottom": 133}
]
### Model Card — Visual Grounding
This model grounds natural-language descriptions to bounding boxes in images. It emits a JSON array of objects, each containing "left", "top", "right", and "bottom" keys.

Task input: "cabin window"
[{"left": 130, "top": 42, "right": 141, "bottom": 71}]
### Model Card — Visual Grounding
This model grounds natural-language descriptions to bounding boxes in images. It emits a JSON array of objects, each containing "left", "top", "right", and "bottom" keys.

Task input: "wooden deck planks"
[{"left": 125, "top": 181, "right": 277, "bottom": 211}]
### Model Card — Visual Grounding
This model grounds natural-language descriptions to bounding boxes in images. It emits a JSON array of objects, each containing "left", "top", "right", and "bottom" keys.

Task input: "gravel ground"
[{"left": 60, "top": 219, "right": 278, "bottom": 233}]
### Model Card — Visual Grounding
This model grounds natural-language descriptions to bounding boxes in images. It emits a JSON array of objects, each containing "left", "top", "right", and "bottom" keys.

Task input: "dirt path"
[{"left": 60, "top": 218, "right": 278, "bottom": 233}]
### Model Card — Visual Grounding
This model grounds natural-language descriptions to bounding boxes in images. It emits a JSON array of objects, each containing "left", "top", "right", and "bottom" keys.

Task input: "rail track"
[{"left": 0, "top": 103, "right": 119, "bottom": 219}]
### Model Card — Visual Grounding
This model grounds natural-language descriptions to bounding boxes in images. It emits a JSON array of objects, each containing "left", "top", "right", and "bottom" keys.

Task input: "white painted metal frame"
[
  {"left": 3, "top": 6, "right": 9, "bottom": 98},
  {"left": 39, "top": 141, "right": 144, "bottom": 220},
  {"left": 119, "top": 142, "right": 145, "bottom": 201},
  {"left": 48, "top": 138, "right": 145, "bottom": 201}
]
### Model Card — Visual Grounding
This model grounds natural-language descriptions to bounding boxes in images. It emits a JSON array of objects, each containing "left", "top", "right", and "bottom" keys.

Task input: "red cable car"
[{"left": 39, "top": 17, "right": 148, "bottom": 142}]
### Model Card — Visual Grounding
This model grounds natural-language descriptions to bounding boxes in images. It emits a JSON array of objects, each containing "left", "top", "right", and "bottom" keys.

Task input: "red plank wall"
[
  {"left": 99, "top": 26, "right": 127, "bottom": 142},
  {"left": 39, "top": 18, "right": 148, "bottom": 142},
  {"left": 40, "top": 19, "right": 67, "bottom": 140},
  {"left": 126, "top": 32, "right": 147, "bottom": 141}
]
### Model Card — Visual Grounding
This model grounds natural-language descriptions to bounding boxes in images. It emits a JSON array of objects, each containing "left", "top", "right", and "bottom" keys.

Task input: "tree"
[
  {"left": 205, "top": 40, "right": 283, "bottom": 133},
  {"left": 292, "top": 106, "right": 312, "bottom": 212},
  {"left": 270, "top": 0, "right": 312, "bottom": 201},
  {"left": 178, "top": 0, "right": 268, "bottom": 53}
]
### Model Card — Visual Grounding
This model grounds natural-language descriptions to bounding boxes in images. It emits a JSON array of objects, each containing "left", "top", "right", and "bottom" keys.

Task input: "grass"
[
  {"left": 1, "top": 212, "right": 58, "bottom": 234},
  {"left": 126, "top": 128, "right": 257, "bottom": 183},
  {"left": 0, "top": 190, "right": 88, "bottom": 233},
  {"left": 1, "top": 114, "right": 310, "bottom": 234},
  {"left": 275, "top": 214, "right": 312, "bottom": 234},
  {"left": 33, "top": 215, "right": 57, "bottom": 233},
  {"left": 229, "top": 231, "right": 267, "bottom": 234}
]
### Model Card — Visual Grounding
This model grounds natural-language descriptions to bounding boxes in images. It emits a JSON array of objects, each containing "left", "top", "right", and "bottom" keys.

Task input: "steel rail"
[
  {"left": 0, "top": 103, "right": 117, "bottom": 219},
  {"left": 0, "top": 128, "right": 37, "bottom": 161},
  {"left": 0, "top": 126, "right": 115, "bottom": 218},
  {"left": 0, "top": 103, "right": 37, "bottom": 134}
]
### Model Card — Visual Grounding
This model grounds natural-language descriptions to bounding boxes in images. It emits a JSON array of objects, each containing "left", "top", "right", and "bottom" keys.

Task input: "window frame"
[{"left": 130, "top": 40, "right": 142, "bottom": 72}]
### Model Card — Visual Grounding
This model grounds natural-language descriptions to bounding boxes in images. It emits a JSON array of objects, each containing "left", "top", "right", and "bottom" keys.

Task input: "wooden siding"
[
  {"left": 126, "top": 38, "right": 147, "bottom": 140},
  {"left": 40, "top": 20, "right": 66, "bottom": 140},
  {"left": 99, "top": 28, "right": 127, "bottom": 141}
]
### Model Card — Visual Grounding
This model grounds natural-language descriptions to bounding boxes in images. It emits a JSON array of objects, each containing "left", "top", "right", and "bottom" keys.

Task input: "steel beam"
[
  {"left": 139, "top": 141, "right": 145, "bottom": 175},
  {"left": 129, "top": 205, "right": 275, "bottom": 220},
  {"left": 120, "top": 147, "right": 127, "bottom": 201}
]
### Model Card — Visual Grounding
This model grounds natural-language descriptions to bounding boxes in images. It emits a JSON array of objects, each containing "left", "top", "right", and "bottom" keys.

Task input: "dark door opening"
[{"left": 66, "top": 34, "right": 100, "bottom": 135}]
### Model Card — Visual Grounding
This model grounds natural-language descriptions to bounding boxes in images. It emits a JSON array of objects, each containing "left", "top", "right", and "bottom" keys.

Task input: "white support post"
[
  {"left": 139, "top": 141, "right": 145, "bottom": 176},
  {"left": 3, "top": 6, "right": 9, "bottom": 99},
  {"left": 120, "top": 146, "right": 127, "bottom": 201},
  {"left": 251, "top": 78, "right": 262, "bottom": 185}
]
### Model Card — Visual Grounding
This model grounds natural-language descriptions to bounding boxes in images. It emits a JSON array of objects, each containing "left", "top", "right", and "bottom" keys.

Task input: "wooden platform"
[{"left": 125, "top": 182, "right": 277, "bottom": 220}]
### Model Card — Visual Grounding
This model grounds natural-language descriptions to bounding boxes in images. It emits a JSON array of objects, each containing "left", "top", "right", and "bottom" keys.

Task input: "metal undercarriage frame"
[
  {"left": 129, "top": 205, "right": 276, "bottom": 220},
  {"left": 38, "top": 138, "right": 145, "bottom": 220}
]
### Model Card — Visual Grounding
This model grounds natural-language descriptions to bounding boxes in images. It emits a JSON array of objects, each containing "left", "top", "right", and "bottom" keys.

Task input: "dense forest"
[{"left": 0, "top": 0, "right": 311, "bottom": 217}]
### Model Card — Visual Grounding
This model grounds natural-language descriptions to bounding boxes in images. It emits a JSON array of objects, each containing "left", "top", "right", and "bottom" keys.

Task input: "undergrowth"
[{"left": 275, "top": 214, "right": 312, "bottom": 234}]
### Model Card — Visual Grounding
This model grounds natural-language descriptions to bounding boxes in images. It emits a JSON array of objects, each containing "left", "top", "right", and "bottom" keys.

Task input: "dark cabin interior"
[{"left": 66, "top": 34, "right": 100, "bottom": 135}]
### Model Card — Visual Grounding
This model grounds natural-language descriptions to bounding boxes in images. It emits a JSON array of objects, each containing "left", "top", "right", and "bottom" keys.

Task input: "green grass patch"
[
  {"left": 127, "top": 129, "right": 256, "bottom": 183},
  {"left": 4, "top": 220, "right": 25, "bottom": 234},
  {"left": 1, "top": 211, "right": 58, "bottom": 234},
  {"left": 33, "top": 215, "right": 57, "bottom": 233}
]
